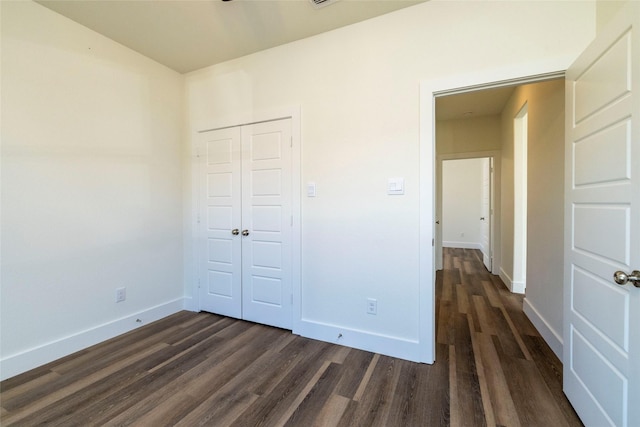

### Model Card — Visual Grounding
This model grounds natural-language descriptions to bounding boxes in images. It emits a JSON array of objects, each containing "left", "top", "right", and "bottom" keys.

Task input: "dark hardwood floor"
[{"left": 1, "top": 248, "right": 583, "bottom": 426}]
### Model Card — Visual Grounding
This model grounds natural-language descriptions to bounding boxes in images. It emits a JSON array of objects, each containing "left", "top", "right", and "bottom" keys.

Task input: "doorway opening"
[
  {"left": 436, "top": 154, "right": 498, "bottom": 275},
  {"left": 419, "top": 63, "right": 571, "bottom": 363}
]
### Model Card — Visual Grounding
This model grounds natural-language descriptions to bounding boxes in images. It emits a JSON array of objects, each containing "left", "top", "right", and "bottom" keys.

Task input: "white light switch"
[
  {"left": 387, "top": 177, "right": 404, "bottom": 195},
  {"left": 307, "top": 182, "right": 316, "bottom": 197}
]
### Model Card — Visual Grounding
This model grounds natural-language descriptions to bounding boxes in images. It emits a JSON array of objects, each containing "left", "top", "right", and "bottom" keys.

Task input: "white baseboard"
[
  {"left": 499, "top": 267, "right": 512, "bottom": 290},
  {"left": 443, "top": 241, "right": 482, "bottom": 250},
  {"left": 499, "top": 268, "right": 526, "bottom": 294},
  {"left": 523, "top": 298, "right": 563, "bottom": 360},
  {"left": 183, "top": 295, "right": 198, "bottom": 312},
  {"left": 295, "top": 319, "right": 423, "bottom": 363},
  {"left": 0, "top": 298, "right": 185, "bottom": 381},
  {"left": 511, "top": 280, "right": 526, "bottom": 294}
]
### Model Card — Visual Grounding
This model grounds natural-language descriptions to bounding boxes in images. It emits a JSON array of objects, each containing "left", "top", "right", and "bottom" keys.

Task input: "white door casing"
[
  {"left": 564, "top": 3, "right": 639, "bottom": 426},
  {"left": 198, "top": 118, "right": 294, "bottom": 330},
  {"left": 436, "top": 152, "right": 499, "bottom": 275}
]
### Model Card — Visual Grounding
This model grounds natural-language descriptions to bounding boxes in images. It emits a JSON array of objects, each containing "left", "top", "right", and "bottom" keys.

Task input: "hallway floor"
[{"left": 439, "top": 247, "right": 583, "bottom": 426}]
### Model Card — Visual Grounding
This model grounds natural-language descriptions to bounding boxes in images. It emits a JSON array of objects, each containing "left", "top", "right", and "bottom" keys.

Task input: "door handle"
[
  {"left": 436, "top": 220, "right": 440, "bottom": 225},
  {"left": 242, "top": 230, "right": 250, "bottom": 236},
  {"left": 613, "top": 270, "right": 640, "bottom": 287},
  {"left": 231, "top": 229, "right": 240, "bottom": 235},
  {"left": 480, "top": 217, "right": 486, "bottom": 221}
]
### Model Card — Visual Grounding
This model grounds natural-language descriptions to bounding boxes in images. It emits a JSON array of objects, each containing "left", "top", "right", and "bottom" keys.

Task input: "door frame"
[
  {"left": 418, "top": 58, "right": 571, "bottom": 363},
  {"left": 190, "top": 106, "right": 302, "bottom": 333},
  {"left": 437, "top": 152, "right": 500, "bottom": 276}
]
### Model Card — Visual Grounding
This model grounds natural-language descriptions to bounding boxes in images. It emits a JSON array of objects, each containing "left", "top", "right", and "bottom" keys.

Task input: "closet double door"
[{"left": 198, "top": 118, "right": 293, "bottom": 330}]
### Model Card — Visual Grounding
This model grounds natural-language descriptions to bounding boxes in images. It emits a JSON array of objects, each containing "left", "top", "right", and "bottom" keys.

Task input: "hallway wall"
[{"left": 500, "top": 79, "right": 565, "bottom": 357}]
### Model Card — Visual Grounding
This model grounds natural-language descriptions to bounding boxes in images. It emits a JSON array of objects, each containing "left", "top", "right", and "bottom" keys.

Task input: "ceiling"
[
  {"left": 35, "top": 0, "right": 426, "bottom": 74},
  {"left": 436, "top": 86, "right": 516, "bottom": 121},
  {"left": 35, "top": 0, "right": 517, "bottom": 118}
]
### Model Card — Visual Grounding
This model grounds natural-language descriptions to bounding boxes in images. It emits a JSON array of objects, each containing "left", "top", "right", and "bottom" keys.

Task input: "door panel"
[
  {"left": 574, "top": 120, "right": 630, "bottom": 185},
  {"left": 199, "top": 127, "right": 242, "bottom": 318},
  {"left": 574, "top": 32, "right": 631, "bottom": 123},
  {"left": 242, "top": 119, "right": 293, "bottom": 329},
  {"left": 564, "top": 3, "right": 639, "bottom": 426}
]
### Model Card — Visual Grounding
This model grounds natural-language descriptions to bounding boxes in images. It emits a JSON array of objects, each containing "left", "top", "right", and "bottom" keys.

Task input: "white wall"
[
  {"left": 596, "top": 0, "right": 627, "bottom": 32},
  {"left": 185, "top": 1, "right": 595, "bottom": 361},
  {"left": 442, "top": 158, "right": 483, "bottom": 249},
  {"left": 1, "top": 1, "right": 185, "bottom": 379}
]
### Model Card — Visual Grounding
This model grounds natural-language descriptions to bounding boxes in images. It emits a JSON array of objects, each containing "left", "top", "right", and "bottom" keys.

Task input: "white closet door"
[
  {"left": 241, "top": 119, "right": 293, "bottom": 330},
  {"left": 199, "top": 126, "right": 242, "bottom": 319}
]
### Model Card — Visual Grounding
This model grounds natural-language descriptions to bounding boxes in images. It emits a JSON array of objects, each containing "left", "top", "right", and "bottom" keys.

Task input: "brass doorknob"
[
  {"left": 231, "top": 229, "right": 239, "bottom": 235},
  {"left": 242, "top": 230, "right": 250, "bottom": 236}
]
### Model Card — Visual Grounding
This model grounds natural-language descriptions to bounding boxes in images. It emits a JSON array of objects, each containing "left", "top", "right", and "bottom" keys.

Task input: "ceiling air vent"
[{"left": 309, "top": 0, "right": 340, "bottom": 9}]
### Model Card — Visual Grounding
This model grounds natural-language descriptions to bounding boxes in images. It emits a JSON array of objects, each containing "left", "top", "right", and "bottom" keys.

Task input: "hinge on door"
[
  {"left": 197, "top": 213, "right": 201, "bottom": 224},
  {"left": 196, "top": 146, "right": 200, "bottom": 158},
  {"left": 291, "top": 216, "right": 293, "bottom": 226},
  {"left": 198, "top": 278, "right": 201, "bottom": 289},
  {"left": 432, "top": 238, "right": 434, "bottom": 246},
  {"left": 290, "top": 137, "right": 293, "bottom": 148},
  {"left": 291, "top": 294, "right": 293, "bottom": 304}
]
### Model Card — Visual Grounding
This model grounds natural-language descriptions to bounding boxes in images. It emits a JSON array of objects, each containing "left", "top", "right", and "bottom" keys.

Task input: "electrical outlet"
[
  {"left": 367, "top": 298, "right": 377, "bottom": 315},
  {"left": 115, "top": 287, "right": 126, "bottom": 303}
]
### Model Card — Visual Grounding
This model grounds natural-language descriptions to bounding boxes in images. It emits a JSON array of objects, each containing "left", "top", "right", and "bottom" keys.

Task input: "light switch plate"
[
  {"left": 387, "top": 177, "right": 404, "bottom": 195},
  {"left": 307, "top": 182, "right": 316, "bottom": 197}
]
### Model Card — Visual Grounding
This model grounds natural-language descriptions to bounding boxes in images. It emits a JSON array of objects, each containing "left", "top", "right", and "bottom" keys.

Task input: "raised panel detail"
[
  {"left": 208, "top": 238, "right": 232, "bottom": 264},
  {"left": 574, "top": 120, "right": 630, "bottom": 186},
  {"left": 252, "top": 170, "right": 281, "bottom": 196},
  {"left": 207, "top": 206, "right": 232, "bottom": 230},
  {"left": 207, "top": 173, "right": 232, "bottom": 197},
  {"left": 575, "top": 32, "right": 631, "bottom": 123},
  {"left": 206, "top": 138, "right": 232, "bottom": 165},
  {"left": 251, "top": 132, "right": 282, "bottom": 161},
  {"left": 571, "top": 328, "right": 627, "bottom": 427},
  {"left": 572, "top": 266, "right": 629, "bottom": 351},
  {"left": 253, "top": 206, "right": 282, "bottom": 232},
  {"left": 252, "top": 241, "right": 282, "bottom": 269},
  {"left": 207, "top": 271, "right": 233, "bottom": 297},
  {"left": 251, "top": 276, "right": 282, "bottom": 306},
  {"left": 573, "top": 204, "right": 629, "bottom": 264}
]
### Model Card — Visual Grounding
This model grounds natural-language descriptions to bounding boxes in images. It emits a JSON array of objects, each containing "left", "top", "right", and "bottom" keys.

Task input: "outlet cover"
[
  {"left": 115, "top": 287, "right": 126, "bottom": 303},
  {"left": 367, "top": 298, "right": 377, "bottom": 315}
]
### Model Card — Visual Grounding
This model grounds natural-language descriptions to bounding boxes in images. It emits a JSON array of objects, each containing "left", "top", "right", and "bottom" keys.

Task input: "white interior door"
[
  {"left": 480, "top": 157, "right": 491, "bottom": 271},
  {"left": 241, "top": 119, "right": 293, "bottom": 330},
  {"left": 198, "top": 118, "right": 293, "bottom": 330},
  {"left": 564, "top": 3, "right": 639, "bottom": 426},
  {"left": 199, "top": 126, "right": 242, "bottom": 318}
]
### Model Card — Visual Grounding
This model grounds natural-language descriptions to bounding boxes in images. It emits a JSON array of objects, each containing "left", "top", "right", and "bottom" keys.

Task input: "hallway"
[{"left": 438, "top": 247, "right": 582, "bottom": 426}]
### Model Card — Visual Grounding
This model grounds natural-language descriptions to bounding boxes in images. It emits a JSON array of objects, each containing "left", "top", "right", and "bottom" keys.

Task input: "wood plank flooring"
[{"left": 1, "top": 248, "right": 583, "bottom": 426}]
